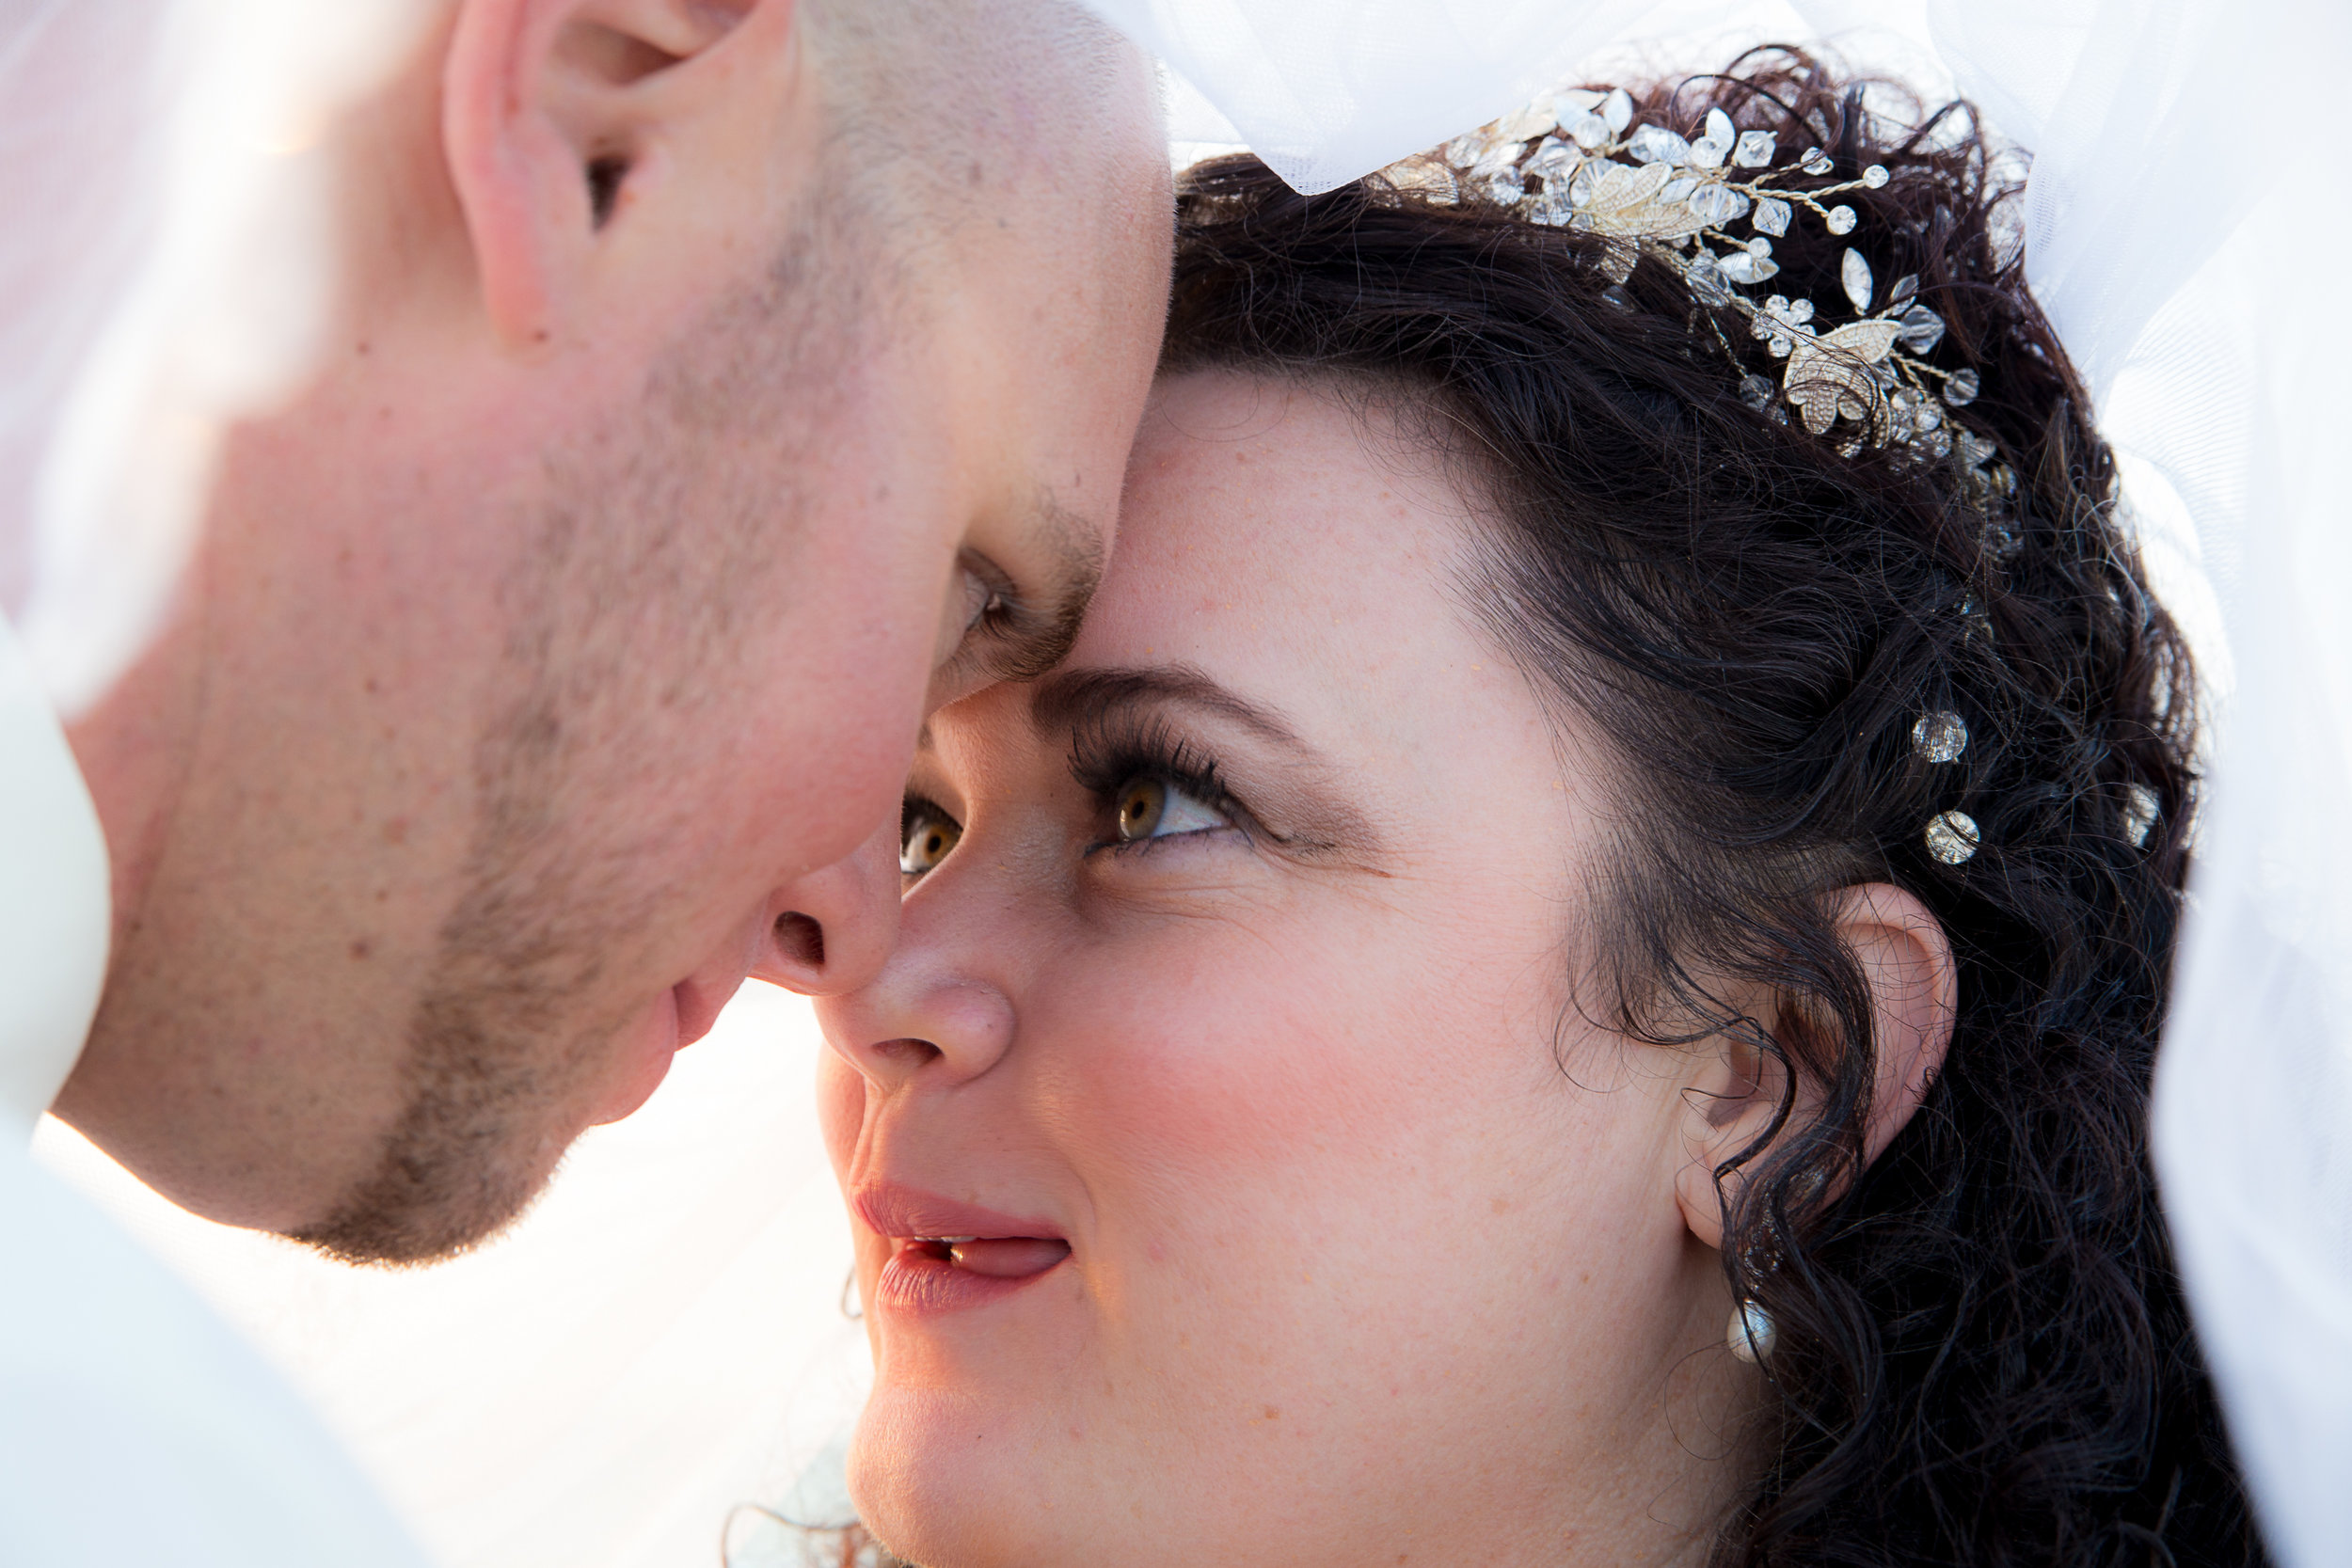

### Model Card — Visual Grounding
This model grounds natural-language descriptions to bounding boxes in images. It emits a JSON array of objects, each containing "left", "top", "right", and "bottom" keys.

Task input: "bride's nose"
[
  {"left": 817, "top": 895, "right": 1018, "bottom": 1091},
  {"left": 753, "top": 823, "right": 900, "bottom": 996},
  {"left": 823, "top": 973, "right": 1016, "bottom": 1093}
]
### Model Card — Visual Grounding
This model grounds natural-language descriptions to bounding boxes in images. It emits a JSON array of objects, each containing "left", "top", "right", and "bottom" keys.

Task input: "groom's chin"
[
  {"left": 278, "top": 1031, "right": 616, "bottom": 1268},
  {"left": 282, "top": 971, "right": 712, "bottom": 1265},
  {"left": 279, "top": 1116, "right": 561, "bottom": 1269}
]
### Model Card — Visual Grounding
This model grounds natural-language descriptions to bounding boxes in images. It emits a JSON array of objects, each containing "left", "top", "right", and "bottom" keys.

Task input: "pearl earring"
[{"left": 1727, "top": 1299, "right": 1776, "bottom": 1363}]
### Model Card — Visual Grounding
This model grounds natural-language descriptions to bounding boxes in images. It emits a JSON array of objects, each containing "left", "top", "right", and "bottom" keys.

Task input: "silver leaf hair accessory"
[{"left": 1386, "top": 89, "right": 2017, "bottom": 516}]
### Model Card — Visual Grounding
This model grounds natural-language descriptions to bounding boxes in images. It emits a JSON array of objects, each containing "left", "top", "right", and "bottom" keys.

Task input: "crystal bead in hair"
[
  {"left": 2123, "top": 784, "right": 2160, "bottom": 849},
  {"left": 1925, "top": 809, "right": 1980, "bottom": 864},
  {"left": 1913, "top": 711, "right": 1967, "bottom": 763}
]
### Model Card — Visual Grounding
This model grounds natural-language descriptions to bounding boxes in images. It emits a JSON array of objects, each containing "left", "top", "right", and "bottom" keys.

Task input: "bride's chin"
[{"left": 849, "top": 1387, "right": 1068, "bottom": 1568}]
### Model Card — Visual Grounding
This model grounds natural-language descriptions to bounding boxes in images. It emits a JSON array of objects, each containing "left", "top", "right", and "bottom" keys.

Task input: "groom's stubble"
[{"left": 294, "top": 208, "right": 882, "bottom": 1265}]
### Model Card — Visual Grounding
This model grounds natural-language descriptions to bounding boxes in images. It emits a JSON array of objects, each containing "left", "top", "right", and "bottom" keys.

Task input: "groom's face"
[{"left": 56, "top": 1, "right": 1170, "bottom": 1262}]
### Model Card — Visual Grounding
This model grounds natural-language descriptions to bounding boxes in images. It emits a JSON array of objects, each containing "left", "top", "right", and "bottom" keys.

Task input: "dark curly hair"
[{"left": 1159, "top": 47, "right": 2262, "bottom": 1568}]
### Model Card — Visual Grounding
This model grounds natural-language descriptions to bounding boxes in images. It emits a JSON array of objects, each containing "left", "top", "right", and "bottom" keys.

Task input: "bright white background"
[{"left": 30, "top": 984, "right": 867, "bottom": 1568}]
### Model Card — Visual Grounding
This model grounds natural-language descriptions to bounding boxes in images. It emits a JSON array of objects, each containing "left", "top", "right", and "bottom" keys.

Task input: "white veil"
[
  {"left": 0, "top": 7, "right": 447, "bottom": 1568},
  {"left": 0, "top": 0, "right": 430, "bottom": 1121},
  {"left": 1079, "top": 2, "right": 2352, "bottom": 1562}
]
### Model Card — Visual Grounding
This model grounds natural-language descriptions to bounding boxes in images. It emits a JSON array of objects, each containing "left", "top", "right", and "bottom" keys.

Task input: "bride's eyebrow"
[{"left": 1029, "top": 665, "right": 1308, "bottom": 749}]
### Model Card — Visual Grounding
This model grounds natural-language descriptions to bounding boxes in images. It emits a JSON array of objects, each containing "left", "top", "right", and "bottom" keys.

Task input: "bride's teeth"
[{"left": 919, "top": 1235, "right": 977, "bottom": 1245}]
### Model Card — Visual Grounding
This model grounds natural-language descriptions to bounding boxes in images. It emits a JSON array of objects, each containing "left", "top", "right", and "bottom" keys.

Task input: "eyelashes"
[
  {"left": 901, "top": 711, "right": 1303, "bottom": 884},
  {"left": 1066, "top": 712, "right": 1243, "bottom": 834}
]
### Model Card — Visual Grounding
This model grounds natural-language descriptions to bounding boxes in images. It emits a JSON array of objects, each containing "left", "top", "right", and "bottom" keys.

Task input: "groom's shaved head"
[
  {"left": 812, "top": 0, "right": 1136, "bottom": 182},
  {"left": 807, "top": 0, "right": 1152, "bottom": 284},
  {"left": 815, "top": 0, "right": 1130, "bottom": 109}
]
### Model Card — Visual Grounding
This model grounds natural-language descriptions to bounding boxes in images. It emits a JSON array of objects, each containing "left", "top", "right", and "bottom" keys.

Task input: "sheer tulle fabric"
[
  {"left": 1082, "top": 1, "right": 2352, "bottom": 1562},
  {"left": 0, "top": 7, "right": 439, "bottom": 1568},
  {"left": 0, "top": 0, "right": 424, "bottom": 721}
]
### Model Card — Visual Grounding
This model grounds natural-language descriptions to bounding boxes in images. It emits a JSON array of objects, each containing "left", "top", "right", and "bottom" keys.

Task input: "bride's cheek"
[
  {"left": 1078, "top": 833, "right": 1293, "bottom": 903},
  {"left": 1080, "top": 875, "right": 1297, "bottom": 934},
  {"left": 815, "top": 1048, "right": 868, "bottom": 1177}
]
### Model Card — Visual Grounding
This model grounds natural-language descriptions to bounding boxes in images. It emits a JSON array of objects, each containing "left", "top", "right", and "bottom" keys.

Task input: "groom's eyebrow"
[{"left": 983, "top": 494, "right": 1104, "bottom": 683}]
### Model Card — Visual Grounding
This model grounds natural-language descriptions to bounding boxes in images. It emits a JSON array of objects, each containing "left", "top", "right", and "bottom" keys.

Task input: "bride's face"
[{"left": 817, "top": 372, "right": 1750, "bottom": 1567}]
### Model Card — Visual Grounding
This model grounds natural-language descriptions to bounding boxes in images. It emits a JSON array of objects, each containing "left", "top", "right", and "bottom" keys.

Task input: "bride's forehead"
[
  {"left": 1104, "top": 378, "right": 1476, "bottom": 620},
  {"left": 1131, "top": 371, "right": 1450, "bottom": 499}
]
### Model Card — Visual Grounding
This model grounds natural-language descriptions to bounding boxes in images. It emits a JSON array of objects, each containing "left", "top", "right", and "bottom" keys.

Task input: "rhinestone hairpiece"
[
  {"left": 1383, "top": 88, "right": 2016, "bottom": 515},
  {"left": 1913, "top": 711, "right": 1975, "bottom": 863},
  {"left": 1924, "top": 809, "right": 1980, "bottom": 864},
  {"left": 1384, "top": 93, "right": 2024, "bottom": 873},
  {"left": 1912, "top": 709, "right": 1967, "bottom": 763}
]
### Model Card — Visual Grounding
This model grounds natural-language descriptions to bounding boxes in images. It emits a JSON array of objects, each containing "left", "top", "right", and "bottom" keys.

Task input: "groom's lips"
[
  {"left": 591, "top": 977, "right": 733, "bottom": 1128},
  {"left": 857, "top": 1181, "right": 1071, "bottom": 1316},
  {"left": 670, "top": 975, "right": 733, "bottom": 1051}
]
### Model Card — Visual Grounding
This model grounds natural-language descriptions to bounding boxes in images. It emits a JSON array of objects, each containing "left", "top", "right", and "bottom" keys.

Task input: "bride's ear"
[{"left": 1673, "top": 883, "right": 1957, "bottom": 1249}]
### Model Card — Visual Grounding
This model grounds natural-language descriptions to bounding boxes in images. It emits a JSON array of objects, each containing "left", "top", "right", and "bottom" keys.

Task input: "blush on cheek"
[{"left": 1052, "top": 957, "right": 1410, "bottom": 1186}]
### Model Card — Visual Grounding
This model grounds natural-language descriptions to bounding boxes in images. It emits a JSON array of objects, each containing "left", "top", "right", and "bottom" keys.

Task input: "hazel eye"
[
  {"left": 900, "top": 804, "right": 961, "bottom": 877},
  {"left": 1113, "top": 775, "right": 1229, "bottom": 843}
]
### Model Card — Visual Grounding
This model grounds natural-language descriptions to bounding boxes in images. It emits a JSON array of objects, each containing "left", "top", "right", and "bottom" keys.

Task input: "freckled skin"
[{"left": 818, "top": 376, "right": 1761, "bottom": 1568}]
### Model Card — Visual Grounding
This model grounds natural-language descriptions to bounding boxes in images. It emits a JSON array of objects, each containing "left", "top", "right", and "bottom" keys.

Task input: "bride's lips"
[{"left": 856, "top": 1182, "right": 1072, "bottom": 1316}]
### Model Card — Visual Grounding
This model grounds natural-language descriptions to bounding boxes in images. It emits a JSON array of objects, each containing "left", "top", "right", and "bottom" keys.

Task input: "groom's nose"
[{"left": 754, "top": 823, "right": 901, "bottom": 996}]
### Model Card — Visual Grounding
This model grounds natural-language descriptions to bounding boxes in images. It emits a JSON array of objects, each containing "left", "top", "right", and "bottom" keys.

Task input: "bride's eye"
[
  {"left": 1113, "top": 774, "right": 1230, "bottom": 843},
  {"left": 901, "top": 801, "right": 961, "bottom": 877}
]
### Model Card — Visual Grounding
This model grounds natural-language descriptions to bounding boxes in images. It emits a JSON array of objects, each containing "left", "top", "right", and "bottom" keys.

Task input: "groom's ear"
[
  {"left": 442, "top": 0, "right": 787, "bottom": 349},
  {"left": 1672, "top": 883, "right": 1957, "bottom": 1250}
]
